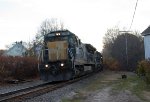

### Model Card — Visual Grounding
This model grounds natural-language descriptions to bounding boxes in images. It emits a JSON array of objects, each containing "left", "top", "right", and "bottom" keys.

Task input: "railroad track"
[
  {"left": 0, "top": 81, "right": 53, "bottom": 102},
  {"left": 0, "top": 74, "right": 92, "bottom": 102}
]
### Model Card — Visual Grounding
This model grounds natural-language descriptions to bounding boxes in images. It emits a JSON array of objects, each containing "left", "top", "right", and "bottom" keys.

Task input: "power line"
[{"left": 129, "top": 0, "right": 139, "bottom": 30}]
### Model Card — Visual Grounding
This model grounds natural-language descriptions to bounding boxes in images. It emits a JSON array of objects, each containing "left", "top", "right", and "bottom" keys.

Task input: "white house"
[
  {"left": 4, "top": 41, "right": 27, "bottom": 57},
  {"left": 141, "top": 26, "right": 150, "bottom": 59}
]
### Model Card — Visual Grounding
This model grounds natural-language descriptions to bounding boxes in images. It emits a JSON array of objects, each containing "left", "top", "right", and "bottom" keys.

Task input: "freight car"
[{"left": 38, "top": 30, "right": 103, "bottom": 81}]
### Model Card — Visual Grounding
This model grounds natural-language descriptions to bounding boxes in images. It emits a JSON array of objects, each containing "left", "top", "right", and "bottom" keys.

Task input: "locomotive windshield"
[
  {"left": 44, "top": 31, "right": 78, "bottom": 46},
  {"left": 44, "top": 31, "right": 71, "bottom": 42},
  {"left": 45, "top": 35, "right": 68, "bottom": 42}
]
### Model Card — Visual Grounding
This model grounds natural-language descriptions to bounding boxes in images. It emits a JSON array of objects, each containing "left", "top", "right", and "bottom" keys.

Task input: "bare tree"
[
  {"left": 27, "top": 18, "right": 65, "bottom": 57},
  {"left": 102, "top": 26, "right": 120, "bottom": 58},
  {"left": 35, "top": 18, "right": 65, "bottom": 43}
]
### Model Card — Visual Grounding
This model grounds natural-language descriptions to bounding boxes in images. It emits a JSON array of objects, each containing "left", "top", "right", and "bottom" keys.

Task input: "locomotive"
[{"left": 39, "top": 30, "right": 103, "bottom": 81}]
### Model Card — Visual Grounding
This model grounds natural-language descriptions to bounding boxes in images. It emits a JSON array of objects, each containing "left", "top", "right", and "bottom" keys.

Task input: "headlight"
[
  {"left": 56, "top": 33, "right": 60, "bottom": 36},
  {"left": 60, "top": 63, "right": 64, "bottom": 67},
  {"left": 45, "top": 64, "right": 49, "bottom": 68}
]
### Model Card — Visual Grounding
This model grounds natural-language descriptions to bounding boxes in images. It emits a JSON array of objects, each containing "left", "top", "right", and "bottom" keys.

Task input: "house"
[
  {"left": 4, "top": 41, "right": 27, "bottom": 57},
  {"left": 141, "top": 26, "right": 150, "bottom": 59}
]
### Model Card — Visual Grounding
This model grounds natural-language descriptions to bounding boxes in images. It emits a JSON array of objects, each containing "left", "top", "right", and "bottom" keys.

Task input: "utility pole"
[
  {"left": 125, "top": 33, "right": 128, "bottom": 68},
  {"left": 119, "top": 31, "right": 132, "bottom": 70}
]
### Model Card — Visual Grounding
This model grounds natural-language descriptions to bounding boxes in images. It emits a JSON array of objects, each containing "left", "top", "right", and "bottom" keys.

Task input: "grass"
[{"left": 112, "top": 76, "right": 150, "bottom": 102}]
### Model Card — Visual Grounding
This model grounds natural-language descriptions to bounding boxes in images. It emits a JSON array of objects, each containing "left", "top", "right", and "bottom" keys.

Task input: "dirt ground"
[
  {"left": 85, "top": 87, "right": 142, "bottom": 102},
  {"left": 64, "top": 71, "right": 149, "bottom": 102},
  {"left": 85, "top": 71, "right": 142, "bottom": 102}
]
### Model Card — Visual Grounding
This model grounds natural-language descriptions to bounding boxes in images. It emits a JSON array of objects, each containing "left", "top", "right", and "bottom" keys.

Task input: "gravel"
[{"left": 23, "top": 74, "right": 96, "bottom": 102}]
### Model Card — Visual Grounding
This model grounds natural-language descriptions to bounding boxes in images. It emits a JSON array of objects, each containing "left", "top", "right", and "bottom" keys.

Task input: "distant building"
[
  {"left": 141, "top": 26, "right": 150, "bottom": 59},
  {"left": 4, "top": 41, "right": 27, "bottom": 57}
]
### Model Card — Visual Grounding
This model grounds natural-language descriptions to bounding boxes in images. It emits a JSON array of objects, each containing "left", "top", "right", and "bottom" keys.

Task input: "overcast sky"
[{"left": 0, "top": 0, "right": 150, "bottom": 51}]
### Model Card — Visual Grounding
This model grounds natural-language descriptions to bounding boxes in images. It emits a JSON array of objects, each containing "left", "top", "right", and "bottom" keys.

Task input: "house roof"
[{"left": 141, "top": 26, "right": 150, "bottom": 36}]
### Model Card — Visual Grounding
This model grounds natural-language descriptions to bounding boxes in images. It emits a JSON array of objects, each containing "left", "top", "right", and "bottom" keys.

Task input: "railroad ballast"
[{"left": 38, "top": 30, "right": 103, "bottom": 81}]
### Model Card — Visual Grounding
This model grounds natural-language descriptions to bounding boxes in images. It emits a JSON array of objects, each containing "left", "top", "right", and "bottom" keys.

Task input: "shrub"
[
  {"left": 103, "top": 58, "right": 121, "bottom": 71},
  {"left": 0, "top": 56, "right": 11, "bottom": 81},
  {"left": 13, "top": 57, "right": 39, "bottom": 79},
  {"left": 0, "top": 56, "right": 39, "bottom": 81},
  {"left": 137, "top": 60, "right": 150, "bottom": 84}
]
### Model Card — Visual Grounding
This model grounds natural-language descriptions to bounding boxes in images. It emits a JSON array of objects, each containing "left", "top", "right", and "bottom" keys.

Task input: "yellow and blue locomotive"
[{"left": 39, "top": 30, "right": 103, "bottom": 81}]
